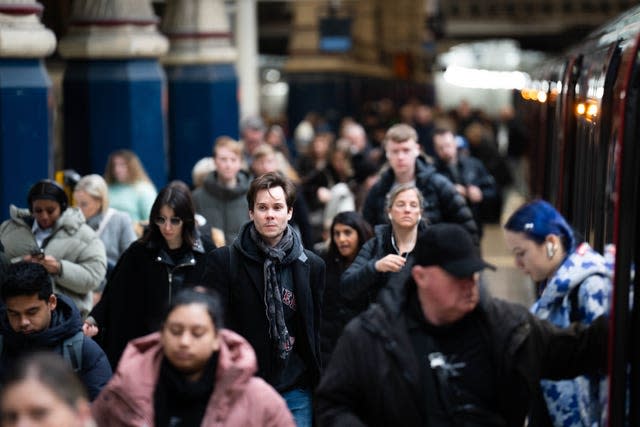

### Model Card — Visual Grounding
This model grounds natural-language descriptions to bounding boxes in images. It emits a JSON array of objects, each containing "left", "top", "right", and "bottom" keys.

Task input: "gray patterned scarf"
[{"left": 249, "top": 224, "right": 303, "bottom": 359}]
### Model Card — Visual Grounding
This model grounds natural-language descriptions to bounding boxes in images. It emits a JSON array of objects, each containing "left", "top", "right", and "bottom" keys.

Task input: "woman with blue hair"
[{"left": 504, "top": 200, "right": 612, "bottom": 427}]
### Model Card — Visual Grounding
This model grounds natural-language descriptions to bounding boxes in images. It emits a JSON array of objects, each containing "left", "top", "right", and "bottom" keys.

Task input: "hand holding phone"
[{"left": 30, "top": 248, "right": 45, "bottom": 260}]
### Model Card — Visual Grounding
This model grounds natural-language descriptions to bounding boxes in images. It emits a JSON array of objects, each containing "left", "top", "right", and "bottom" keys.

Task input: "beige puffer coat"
[{"left": 0, "top": 205, "right": 106, "bottom": 317}]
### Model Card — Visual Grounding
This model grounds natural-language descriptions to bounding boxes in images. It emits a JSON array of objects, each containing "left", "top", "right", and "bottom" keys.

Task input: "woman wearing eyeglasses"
[{"left": 87, "top": 181, "right": 214, "bottom": 369}]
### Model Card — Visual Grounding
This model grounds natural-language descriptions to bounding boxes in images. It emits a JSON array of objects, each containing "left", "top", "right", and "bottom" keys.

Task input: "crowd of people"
[{"left": 0, "top": 99, "right": 615, "bottom": 427}]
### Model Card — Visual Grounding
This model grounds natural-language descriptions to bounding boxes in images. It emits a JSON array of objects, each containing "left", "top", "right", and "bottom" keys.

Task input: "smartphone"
[{"left": 30, "top": 248, "right": 45, "bottom": 259}]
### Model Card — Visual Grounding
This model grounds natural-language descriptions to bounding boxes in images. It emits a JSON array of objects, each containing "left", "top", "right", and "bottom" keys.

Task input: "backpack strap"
[
  {"left": 96, "top": 208, "right": 116, "bottom": 237},
  {"left": 62, "top": 331, "right": 85, "bottom": 373}
]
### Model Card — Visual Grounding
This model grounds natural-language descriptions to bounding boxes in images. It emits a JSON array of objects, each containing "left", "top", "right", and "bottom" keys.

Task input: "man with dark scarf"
[
  {"left": 0, "top": 262, "right": 112, "bottom": 400},
  {"left": 204, "top": 172, "right": 325, "bottom": 427}
]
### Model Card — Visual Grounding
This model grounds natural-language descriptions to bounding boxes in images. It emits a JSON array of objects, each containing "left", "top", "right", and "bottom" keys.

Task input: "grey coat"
[
  {"left": 192, "top": 170, "right": 251, "bottom": 245},
  {"left": 0, "top": 206, "right": 107, "bottom": 317},
  {"left": 86, "top": 208, "right": 137, "bottom": 270}
]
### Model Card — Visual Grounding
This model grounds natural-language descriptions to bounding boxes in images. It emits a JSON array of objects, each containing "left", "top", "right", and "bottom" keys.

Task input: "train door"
[
  {"left": 593, "top": 45, "right": 621, "bottom": 250},
  {"left": 609, "top": 35, "right": 640, "bottom": 427},
  {"left": 541, "top": 64, "right": 564, "bottom": 201},
  {"left": 571, "top": 43, "right": 621, "bottom": 247},
  {"left": 551, "top": 56, "right": 581, "bottom": 215}
]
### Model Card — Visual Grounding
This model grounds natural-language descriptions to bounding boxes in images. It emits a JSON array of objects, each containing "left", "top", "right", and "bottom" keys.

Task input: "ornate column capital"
[
  {"left": 0, "top": 0, "right": 56, "bottom": 58},
  {"left": 58, "top": 0, "right": 168, "bottom": 59},
  {"left": 161, "top": 0, "right": 237, "bottom": 65}
]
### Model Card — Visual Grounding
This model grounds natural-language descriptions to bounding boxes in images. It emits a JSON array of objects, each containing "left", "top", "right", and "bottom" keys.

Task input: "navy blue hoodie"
[{"left": 0, "top": 293, "right": 112, "bottom": 400}]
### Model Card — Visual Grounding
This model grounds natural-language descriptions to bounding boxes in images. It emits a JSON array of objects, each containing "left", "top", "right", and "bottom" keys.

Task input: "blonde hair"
[
  {"left": 74, "top": 174, "right": 109, "bottom": 214},
  {"left": 104, "top": 149, "right": 152, "bottom": 184},
  {"left": 213, "top": 136, "right": 243, "bottom": 158}
]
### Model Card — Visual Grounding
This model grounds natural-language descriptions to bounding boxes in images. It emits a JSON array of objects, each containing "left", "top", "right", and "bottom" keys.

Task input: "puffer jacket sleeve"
[
  {"left": 362, "top": 184, "right": 386, "bottom": 227},
  {"left": 428, "top": 172, "right": 479, "bottom": 244},
  {"left": 340, "top": 237, "right": 381, "bottom": 300},
  {"left": 56, "top": 230, "right": 107, "bottom": 294},
  {"left": 466, "top": 157, "right": 498, "bottom": 203},
  {"left": 79, "top": 337, "right": 113, "bottom": 401},
  {"left": 575, "top": 274, "right": 612, "bottom": 323}
]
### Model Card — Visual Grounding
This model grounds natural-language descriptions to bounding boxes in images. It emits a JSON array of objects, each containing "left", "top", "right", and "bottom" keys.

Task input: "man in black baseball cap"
[
  {"left": 413, "top": 222, "right": 495, "bottom": 278},
  {"left": 410, "top": 223, "right": 495, "bottom": 325},
  {"left": 316, "top": 223, "right": 608, "bottom": 426}
]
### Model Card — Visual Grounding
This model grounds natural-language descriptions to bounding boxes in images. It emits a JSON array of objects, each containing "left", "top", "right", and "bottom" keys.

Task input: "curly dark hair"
[{"left": 1, "top": 262, "right": 52, "bottom": 302}]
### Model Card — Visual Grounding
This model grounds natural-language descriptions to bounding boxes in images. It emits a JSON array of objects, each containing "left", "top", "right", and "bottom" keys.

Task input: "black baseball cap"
[{"left": 413, "top": 223, "right": 495, "bottom": 278}]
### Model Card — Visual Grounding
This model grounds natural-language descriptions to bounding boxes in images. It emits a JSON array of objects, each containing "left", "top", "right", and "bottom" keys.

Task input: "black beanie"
[{"left": 27, "top": 180, "right": 68, "bottom": 212}]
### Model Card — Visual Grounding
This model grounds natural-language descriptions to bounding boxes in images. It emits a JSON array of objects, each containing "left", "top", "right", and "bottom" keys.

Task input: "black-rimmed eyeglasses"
[{"left": 155, "top": 216, "right": 183, "bottom": 227}]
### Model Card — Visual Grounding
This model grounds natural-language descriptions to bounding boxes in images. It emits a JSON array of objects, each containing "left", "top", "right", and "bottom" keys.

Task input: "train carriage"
[{"left": 519, "top": 5, "right": 640, "bottom": 425}]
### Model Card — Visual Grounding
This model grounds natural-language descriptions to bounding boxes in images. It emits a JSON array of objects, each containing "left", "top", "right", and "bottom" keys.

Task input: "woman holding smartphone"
[{"left": 0, "top": 180, "right": 106, "bottom": 318}]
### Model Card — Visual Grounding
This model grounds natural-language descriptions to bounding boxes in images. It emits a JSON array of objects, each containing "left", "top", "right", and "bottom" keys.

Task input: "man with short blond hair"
[{"left": 192, "top": 135, "right": 251, "bottom": 244}]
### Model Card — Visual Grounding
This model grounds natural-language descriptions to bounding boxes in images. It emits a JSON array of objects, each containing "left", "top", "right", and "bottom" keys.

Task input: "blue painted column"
[
  {"left": 0, "top": 1, "right": 56, "bottom": 220},
  {"left": 58, "top": 0, "right": 169, "bottom": 189},
  {"left": 161, "top": 0, "right": 239, "bottom": 185}
]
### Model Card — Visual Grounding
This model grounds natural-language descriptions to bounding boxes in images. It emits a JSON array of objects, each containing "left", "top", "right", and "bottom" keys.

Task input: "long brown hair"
[{"left": 104, "top": 149, "right": 152, "bottom": 185}]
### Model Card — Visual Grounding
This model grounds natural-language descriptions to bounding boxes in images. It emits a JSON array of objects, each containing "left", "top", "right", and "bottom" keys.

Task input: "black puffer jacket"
[
  {"left": 362, "top": 158, "right": 479, "bottom": 244},
  {"left": 340, "top": 223, "right": 426, "bottom": 308},
  {"left": 90, "top": 238, "right": 210, "bottom": 368},
  {"left": 315, "top": 284, "right": 608, "bottom": 427}
]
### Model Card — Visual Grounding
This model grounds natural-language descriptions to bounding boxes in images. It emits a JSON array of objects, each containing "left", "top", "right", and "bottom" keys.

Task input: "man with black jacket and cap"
[{"left": 315, "top": 223, "right": 608, "bottom": 427}]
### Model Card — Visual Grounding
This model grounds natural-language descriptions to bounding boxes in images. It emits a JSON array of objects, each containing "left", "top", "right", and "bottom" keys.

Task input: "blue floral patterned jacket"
[{"left": 532, "top": 242, "right": 613, "bottom": 427}]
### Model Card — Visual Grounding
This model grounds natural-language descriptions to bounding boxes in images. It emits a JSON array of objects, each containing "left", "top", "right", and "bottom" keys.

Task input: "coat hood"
[
  {"left": 107, "top": 329, "right": 258, "bottom": 408},
  {"left": 0, "top": 293, "right": 83, "bottom": 353},
  {"left": 534, "top": 242, "right": 612, "bottom": 320},
  {"left": 202, "top": 170, "right": 251, "bottom": 201},
  {"left": 9, "top": 205, "right": 86, "bottom": 236}
]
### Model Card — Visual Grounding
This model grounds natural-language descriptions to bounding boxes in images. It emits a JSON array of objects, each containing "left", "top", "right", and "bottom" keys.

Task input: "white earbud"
[{"left": 546, "top": 242, "right": 555, "bottom": 259}]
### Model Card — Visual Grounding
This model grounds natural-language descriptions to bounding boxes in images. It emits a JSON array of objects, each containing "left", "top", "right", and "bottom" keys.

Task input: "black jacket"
[
  {"left": 435, "top": 155, "right": 498, "bottom": 236},
  {"left": 203, "top": 222, "right": 325, "bottom": 390},
  {"left": 340, "top": 223, "right": 425, "bottom": 308},
  {"left": 0, "top": 294, "right": 112, "bottom": 400},
  {"left": 91, "top": 238, "right": 210, "bottom": 368},
  {"left": 315, "top": 284, "right": 608, "bottom": 427},
  {"left": 362, "top": 158, "right": 479, "bottom": 244},
  {"left": 319, "top": 250, "right": 363, "bottom": 367}
]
